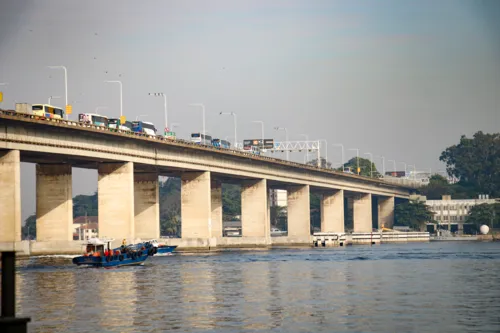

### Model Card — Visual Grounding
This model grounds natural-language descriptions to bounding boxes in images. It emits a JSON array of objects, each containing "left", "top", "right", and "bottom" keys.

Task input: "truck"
[
  {"left": 131, "top": 121, "right": 157, "bottom": 136},
  {"left": 15, "top": 103, "right": 32, "bottom": 114}
]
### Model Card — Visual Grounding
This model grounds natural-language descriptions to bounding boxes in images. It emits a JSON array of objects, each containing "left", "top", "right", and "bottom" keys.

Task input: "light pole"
[
  {"left": 48, "top": 96, "right": 61, "bottom": 105},
  {"left": 375, "top": 155, "right": 385, "bottom": 177},
  {"left": 219, "top": 112, "right": 237, "bottom": 148},
  {"left": 148, "top": 92, "right": 167, "bottom": 133},
  {"left": 95, "top": 106, "right": 108, "bottom": 114},
  {"left": 48, "top": 66, "right": 68, "bottom": 118},
  {"left": 300, "top": 134, "right": 309, "bottom": 164},
  {"left": 104, "top": 80, "right": 123, "bottom": 117},
  {"left": 274, "top": 127, "right": 289, "bottom": 160},
  {"left": 348, "top": 148, "right": 359, "bottom": 175},
  {"left": 408, "top": 164, "right": 417, "bottom": 180},
  {"left": 333, "top": 144, "right": 344, "bottom": 172},
  {"left": 364, "top": 152, "right": 373, "bottom": 177},
  {"left": 399, "top": 162, "right": 408, "bottom": 177},
  {"left": 251, "top": 121, "right": 265, "bottom": 144},
  {"left": 319, "top": 139, "right": 328, "bottom": 167},
  {"left": 388, "top": 159, "right": 397, "bottom": 171},
  {"left": 189, "top": 103, "right": 205, "bottom": 139}
]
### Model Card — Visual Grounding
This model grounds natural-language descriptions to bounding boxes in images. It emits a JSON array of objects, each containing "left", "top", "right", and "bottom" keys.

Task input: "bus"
[
  {"left": 78, "top": 113, "right": 109, "bottom": 127},
  {"left": 191, "top": 133, "right": 212, "bottom": 145},
  {"left": 108, "top": 118, "right": 133, "bottom": 131},
  {"left": 32, "top": 104, "right": 64, "bottom": 119},
  {"left": 212, "top": 138, "right": 231, "bottom": 149},
  {"left": 132, "top": 121, "right": 157, "bottom": 136}
]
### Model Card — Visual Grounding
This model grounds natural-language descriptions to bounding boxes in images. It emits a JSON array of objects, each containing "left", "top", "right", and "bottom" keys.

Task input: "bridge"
[{"left": 0, "top": 110, "right": 417, "bottom": 253}]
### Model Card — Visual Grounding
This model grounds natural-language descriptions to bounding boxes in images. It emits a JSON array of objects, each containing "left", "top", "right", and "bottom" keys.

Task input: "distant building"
[
  {"left": 73, "top": 216, "right": 98, "bottom": 240},
  {"left": 223, "top": 221, "right": 241, "bottom": 237},
  {"left": 426, "top": 194, "right": 496, "bottom": 234},
  {"left": 270, "top": 189, "right": 287, "bottom": 207}
]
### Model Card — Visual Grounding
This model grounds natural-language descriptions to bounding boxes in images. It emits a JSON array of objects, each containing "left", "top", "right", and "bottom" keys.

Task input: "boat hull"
[
  {"left": 154, "top": 245, "right": 177, "bottom": 255},
  {"left": 72, "top": 251, "right": 149, "bottom": 268}
]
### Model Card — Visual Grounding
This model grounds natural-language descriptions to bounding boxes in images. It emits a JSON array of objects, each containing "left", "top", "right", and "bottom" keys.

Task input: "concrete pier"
[
  {"left": 241, "top": 179, "right": 269, "bottom": 238},
  {"left": 36, "top": 164, "right": 73, "bottom": 242},
  {"left": 287, "top": 185, "right": 310, "bottom": 237},
  {"left": 210, "top": 180, "right": 223, "bottom": 238},
  {"left": 181, "top": 171, "right": 211, "bottom": 239},
  {"left": 321, "top": 189, "right": 344, "bottom": 233},
  {"left": 378, "top": 196, "right": 395, "bottom": 229},
  {"left": 134, "top": 172, "right": 159, "bottom": 240},
  {"left": 353, "top": 193, "right": 372, "bottom": 232},
  {"left": 0, "top": 150, "right": 21, "bottom": 244},
  {"left": 98, "top": 162, "right": 135, "bottom": 243}
]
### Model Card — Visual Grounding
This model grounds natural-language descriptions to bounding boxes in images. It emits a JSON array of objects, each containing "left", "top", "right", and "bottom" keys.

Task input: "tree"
[
  {"left": 73, "top": 192, "right": 98, "bottom": 218},
  {"left": 394, "top": 200, "right": 435, "bottom": 231},
  {"left": 420, "top": 174, "right": 453, "bottom": 200},
  {"left": 307, "top": 157, "right": 333, "bottom": 169},
  {"left": 22, "top": 215, "right": 36, "bottom": 240},
  {"left": 337, "top": 157, "right": 380, "bottom": 178},
  {"left": 465, "top": 203, "right": 500, "bottom": 229},
  {"left": 222, "top": 184, "right": 241, "bottom": 221},
  {"left": 270, "top": 206, "right": 287, "bottom": 231},
  {"left": 159, "top": 177, "right": 181, "bottom": 237},
  {"left": 440, "top": 131, "right": 500, "bottom": 197}
]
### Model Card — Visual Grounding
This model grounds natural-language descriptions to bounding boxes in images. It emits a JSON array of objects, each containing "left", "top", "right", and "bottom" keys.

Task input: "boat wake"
[{"left": 33, "top": 254, "right": 79, "bottom": 259}]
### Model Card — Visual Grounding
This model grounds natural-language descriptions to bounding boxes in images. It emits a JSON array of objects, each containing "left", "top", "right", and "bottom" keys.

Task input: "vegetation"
[
  {"left": 465, "top": 203, "right": 500, "bottom": 229},
  {"left": 222, "top": 184, "right": 241, "bottom": 221},
  {"left": 270, "top": 205, "right": 287, "bottom": 231},
  {"left": 337, "top": 157, "right": 381, "bottom": 178},
  {"left": 307, "top": 157, "right": 333, "bottom": 169},
  {"left": 394, "top": 200, "right": 435, "bottom": 231}
]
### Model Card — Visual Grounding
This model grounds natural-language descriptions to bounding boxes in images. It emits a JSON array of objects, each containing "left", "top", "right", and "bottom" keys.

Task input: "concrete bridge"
[{"left": 0, "top": 110, "right": 416, "bottom": 252}]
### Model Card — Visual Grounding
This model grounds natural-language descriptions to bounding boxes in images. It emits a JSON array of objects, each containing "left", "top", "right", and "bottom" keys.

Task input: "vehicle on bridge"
[
  {"left": 212, "top": 138, "right": 231, "bottom": 149},
  {"left": 108, "top": 118, "right": 133, "bottom": 131},
  {"left": 33, "top": 104, "right": 64, "bottom": 119},
  {"left": 191, "top": 132, "right": 212, "bottom": 145},
  {"left": 132, "top": 121, "right": 157, "bottom": 136},
  {"left": 78, "top": 113, "right": 109, "bottom": 127}
]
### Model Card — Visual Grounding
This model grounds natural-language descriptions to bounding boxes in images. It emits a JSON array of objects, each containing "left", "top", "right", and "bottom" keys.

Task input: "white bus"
[
  {"left": 79, "top": 113, "right": 109, "bottom": 127},
  {"left": 32, "top": 104, "right": 64, "bottom": 119},
  {"left": 191, "top": 133, "right": 212, "bottom": 145}
]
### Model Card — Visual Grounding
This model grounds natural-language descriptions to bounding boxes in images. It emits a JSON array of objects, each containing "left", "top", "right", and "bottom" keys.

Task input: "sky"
[{"left": 0, "top": 0, "right": 499, "bottom": 220}]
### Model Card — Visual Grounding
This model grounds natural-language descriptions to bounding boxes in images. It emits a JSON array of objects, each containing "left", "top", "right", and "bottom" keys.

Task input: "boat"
[
  {"left": 72, "top": 238, "right": 152, "bottom": 268},
  {"left": 147, "top": 239, "right": 177, "bottom": 256}
]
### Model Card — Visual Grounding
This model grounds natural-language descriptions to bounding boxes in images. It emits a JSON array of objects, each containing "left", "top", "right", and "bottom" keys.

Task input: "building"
[
  {"left": 270, "top": 189, "right": 287, "bottom": 207},
  {"left": 426, "top": 194, "right": 496, "bottom": 234},
  {"left": 73, "top": 216, "right": 98, "bottom": 240}
]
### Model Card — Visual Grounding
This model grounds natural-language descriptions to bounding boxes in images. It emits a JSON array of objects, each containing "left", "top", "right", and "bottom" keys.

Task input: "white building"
[
  {"left": 270, "top": 189, "right": 287, "bottom": 207},
  {"left": 426, "top": 194, "right": 496, "bottom": 234}
]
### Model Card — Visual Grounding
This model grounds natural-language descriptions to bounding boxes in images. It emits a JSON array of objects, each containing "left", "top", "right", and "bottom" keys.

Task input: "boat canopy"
[{"left": 83, "top": 237, "right": 115, "bottom": 246}]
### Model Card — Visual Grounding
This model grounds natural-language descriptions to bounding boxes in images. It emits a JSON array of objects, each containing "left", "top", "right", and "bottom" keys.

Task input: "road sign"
[
  {"left": 119, "top": 115, "right": 127, "bottom": 125},
  {"left": 243, "top": 139, "right": 274, "bottom": 150},
  {"left": 0, "top": 92, "right": 3, "bottom": 102},
  {"left": 65, "top": 104, "right": 72, "bottom": 114}
]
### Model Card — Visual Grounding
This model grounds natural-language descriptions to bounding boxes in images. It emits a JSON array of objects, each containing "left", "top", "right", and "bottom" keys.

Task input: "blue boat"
[
  {"left": 147, "top": 240, "right": 178, "bottom": 256},
  {"left": 72, "top": 238, "right": 152, "bottom": 268}
]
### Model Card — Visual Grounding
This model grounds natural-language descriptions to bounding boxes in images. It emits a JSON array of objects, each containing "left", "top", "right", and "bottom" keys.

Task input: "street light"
[
  {"left": 319, "top": 139, "right": 328, "bottom": 167},
  {"left": 408, "top": 164, "right": 417, "bottom": 180},
  {"left": 348, "top": 148, "right": 359, "bottom": 175},
  {"left": 47, "top": 66, "right": 68, "bottom": 119},
  {"left": 48, "top": 96, "right": 61, "bottom": 105},
  {"left": 251, "top": 121, "right": 265, "bottom": 143},
  {"left": 333, "top": 144, "right": 344, "bottom": 172},
  {"left": 95, "top": 106, "right": 108, "bottom": 114},
  {"left": 300, "top": 134, "right": 309, "bottom": 164},
  {"left": 364, "top": 152, "right": 373, "bottom": 177},
  {"left": 388, "top": 159, "right": 397, "bottom": 171},
  {"left": 274, "top": 126, "right": 289, "bottom": 160},
  {"left": 148, "top": 92, "right": 168, "bottom": 133},
  {"left": 375, "top": 155, "right": 385, "bottom": 176},
  {"left": 220, "top": 112, "right": 237, "bottom": 148},
  {"left": 189, "top": 103, "right": 205, "bottom": 139},
  {"left": 104, "top": 80, "right": 123, "bottom": 117}
]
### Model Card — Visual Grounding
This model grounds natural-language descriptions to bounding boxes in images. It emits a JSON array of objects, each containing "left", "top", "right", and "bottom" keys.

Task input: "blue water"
[{"left": 6, "top": 241, "right": 500, "bottom": 332}]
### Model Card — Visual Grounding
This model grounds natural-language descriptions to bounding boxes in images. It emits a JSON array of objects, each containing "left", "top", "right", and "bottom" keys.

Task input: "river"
[{"left": 8, "top": 241, "right": 500, "bottom": 333}]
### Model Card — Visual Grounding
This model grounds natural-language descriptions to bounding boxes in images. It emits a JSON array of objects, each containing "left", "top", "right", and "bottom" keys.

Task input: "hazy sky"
[{"left": 1, "top": 0, "right": 499, "bottom": 220}]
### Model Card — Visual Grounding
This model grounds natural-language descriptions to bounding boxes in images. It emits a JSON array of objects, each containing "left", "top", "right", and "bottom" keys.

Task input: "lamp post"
[
  {"left": 47, "top": 66, "right": 68, "bottom": 119},
  {"left": 104, "top": 80, "right": 123, "bottom": 117},
  {"left": 48, "top": 96, "right": 61, "bottom": 105},
  {"left": 219, "top": 112, "right": 237, "bottom": 148},
  {"left": 375, "top": 155, "right": 385, "bottom": 176},
  {"left": 319, "top": 139, "right": 328, "bottom": 167},
  {"left": 251, "top": 121, "right": 265, "bottom": 144},
  {"left": 148, "top": 92, "right": 167, "bottom": 133},
  {"left": 399, "top": 161, "right": 407, "bottom": 176},
  {"left": 348, "top": 148, "right": 359, "bottom": 175},
  {"left": 388, "top": 159, "right": 397, "bottom": 171},
  {"left": 408, "top": 164, "right": 417, "bottom": 180},
  {"left": 95, "top": 106, "right": 108, "bottom": 114},
  {"left": 300, "top": 134, "right": 309, "bottom": 164},
  {"left": 333, "top": 144, "right": 344, "bottom": 172},
  {"left": 189, "top": 103, "right": 205, "bottom": 139},
  {"left": 274, "top": 126, "right": 289, "bottom": 160},
  {"left": 364, "top": 152, "right": 373, "bottom": 177}
]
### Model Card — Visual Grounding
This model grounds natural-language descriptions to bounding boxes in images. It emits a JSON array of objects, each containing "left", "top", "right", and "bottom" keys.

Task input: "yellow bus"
[{"left": 32, "top": 104, "right": 64, "bottom": 119}]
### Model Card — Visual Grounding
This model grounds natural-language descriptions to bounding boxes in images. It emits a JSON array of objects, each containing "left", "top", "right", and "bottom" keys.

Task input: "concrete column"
[
  {"left": 321, "top": 189, "right": 344, "bottom": 233},
  {"left": 287, "top": 185, "right": 310, "bottom": 237},
  {"left": 241, "top": 179, "right": 268, "bottom": 237},
  {"left": 0, "top": 150, "right": 21, "bottom": 243},
  {"left": 98, "top": 162, "right": 134, "bottom": 243},
  {"left": 36, "top": 164, "right": 73, "bottom": 241},
  {"left": 211, "top": 180, "right": 223, "bottom": 238},
  {"left": 181, "top": 171, "right": 211, "bottom": 239},
  {"left": 134, "top": 172, "right": 159, "bottom": 240},
  {"left": 353, "top": 193, "right": 372, "bottom": 232},
  {"left": 378, "top": 196, "right": 395, "bottom": 229}
]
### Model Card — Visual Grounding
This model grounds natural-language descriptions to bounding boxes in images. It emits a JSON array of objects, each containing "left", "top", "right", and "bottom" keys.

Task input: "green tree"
[
  {"left": 307, "top": 157, "right": 333, "bottom": 169},
  {"left": 73, "top": 192, "right": 98, "bottom": 217},
  {"left": 394, "top": 200, "right": 435, "bottom": 231},
  {"left": 159, "top": 177, "right": 181, "bottom": 237},
  {"left": 420, "top": 174, "right": 453, "bottom": 200},
  {"left": 222, "top": 184, "right": 241, "bottom": 220},
  {"left": 22, "top": 214, "right": 36, "bottom": 240},
  {"left": 270, "top": 206, "right": 287, "bottom": 231},
  {"left": 337, "top": 157, "right": 380, "bottom": 178},
  {"left": 440, "top": 131, "right": 500, "bottom": 197},
  {"left": 465, "top": 203, "right": 500, "bottom": 229},
  {"left": 309, "top": 193, "right": 321, "bottom": 233}
]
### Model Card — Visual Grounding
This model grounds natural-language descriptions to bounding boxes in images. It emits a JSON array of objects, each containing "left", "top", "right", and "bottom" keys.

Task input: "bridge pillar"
[
  {"left": 134, "top": 172, "right": 159, "bottom": 240},
  {"left": 287, "top": 185, "right": 310, "bottom": 237},
  {"left": 321, "top": 189, "right": 344, "bottom": 233},
  {"left": 211, "top": 180, "right": 223, "bottom": 238},
  {"left": 181, "top": 171, "right": 211, "bottom": 239},
  {"left": 36, "top": 164, "right": 73, "bottom": 241},
  {"left": 0, "top": 150, "right": 21, "bottom": 243},
  {"left": 98, "top": 162, "right": 134, "bottom": 243},
  {"left": 378, "top": 196, "right": 395, "bottom": 229},
  {"left": 241, "top": 179, "right": 268, "bottom": 238},
  {"left": 353, "top": 193, "right": 372, "bottom": 232}
]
